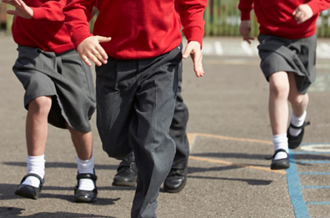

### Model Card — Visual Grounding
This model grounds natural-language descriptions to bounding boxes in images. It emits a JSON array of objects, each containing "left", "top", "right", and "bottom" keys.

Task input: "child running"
[
  {"left": 239, "top": 0, "right": 330, "bottom": 169},
  {"left": 2, "top": 0, "right": 97, "bottom": 202},
  {"left": 64, "top": 0, "right": 207, "bottom": 216}
]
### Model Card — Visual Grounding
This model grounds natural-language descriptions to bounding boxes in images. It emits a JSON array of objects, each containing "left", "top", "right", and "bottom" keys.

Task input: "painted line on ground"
[
  {"left": 189, "top": 132, "right": 273, "bottom": 145},
  {"left": 299, "top": 172, "right": 330, "bottom": 175},
  {"left": 187, "top": 133, "right": 284, "bottom": 174},
  {"left": 291, "top": 151, "right": 330, "bottom": 154},
  {"left": 306, "top": 202, "right": 330, "bottom": 205},
  {"left": 287, "top": 152, "right": 310, "bottom": 218},
  {"left": 295, "top": 160, "right": 330, "bottom": 164},
  {"left": 214, "top": 41, "right": 224, "bottom": 55},
  {"left": 189, "top": 156, "right": 285, "bottom": 174},
  {"left": 302, "top": 186, "right": 330, "bottom": 189}
]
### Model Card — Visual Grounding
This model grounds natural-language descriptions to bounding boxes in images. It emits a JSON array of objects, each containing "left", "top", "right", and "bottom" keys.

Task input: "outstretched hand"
[
  {"left": 239, "top": 20, "right": 254, "bottom": 44},
  {"left": 2, "top": 0, "right": 33, "bottom": 19},
  {"left": 77, "top": 36, "right": 111, "bottom": 67},
  {"left": 293, "top": 4, "right": 313, "bottom": 24},
  {"left": 182, "top": 41, "right": 204, "bottom": 77}
]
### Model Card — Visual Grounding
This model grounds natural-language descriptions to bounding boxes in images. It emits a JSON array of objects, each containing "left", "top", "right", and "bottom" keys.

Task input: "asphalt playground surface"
[{"left": 1, "top": 35, "right": 330, "bottom": 218}]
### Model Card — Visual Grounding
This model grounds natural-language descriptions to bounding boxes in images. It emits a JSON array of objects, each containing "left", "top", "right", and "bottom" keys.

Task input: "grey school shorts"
[
  {"left": 258, "top": 34, "right": 317, "bottom": 94},
  {"left": 13, "top": 46, "right": 96, "bottom": 132}
]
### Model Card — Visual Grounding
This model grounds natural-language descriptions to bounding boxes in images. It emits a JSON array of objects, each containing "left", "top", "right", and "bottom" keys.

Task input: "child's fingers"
[
  {"left": 96, "top": 36, "right": 111, "bottom": 43},
  {"left": 80, "top": 54, "right": 92, "bottom": 67},
  {"left": 91, "top": 47, "right": 107, "bottom": 64},
  {"left": 192, "top": 52, "right": 204, "bottom": 77},
  {"left": 95, "top": 45, "right": 108, "bottom": 63},
  {"left": 182, "top": 45, "right": 192, "bottom": 59}
]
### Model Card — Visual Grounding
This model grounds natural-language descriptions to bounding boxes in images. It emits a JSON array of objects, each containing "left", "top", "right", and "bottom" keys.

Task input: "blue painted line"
[
  {"left": 299, "top": 172, "right": 330, "bottom": 175},
  {"left": 301, "top": 186, "right": 330, "bottom": 189},
  {"left": 287, "top": 152, "right": 310, "bottom": 218},
  {"left": 306, "top": 202, "right": 330, "bottom": 205},
  {"left": 293, "top": 152, "right": 330, "bottom": 155},
  {"left": 296, "top": 160, "right": 330, "bottom": 164}
]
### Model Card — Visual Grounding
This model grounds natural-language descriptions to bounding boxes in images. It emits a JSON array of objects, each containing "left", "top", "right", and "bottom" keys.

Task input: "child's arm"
[
  {"left": 64, "top": 0, "right": 110, "bottom": 67},
  {"left": 294, "top": 0, "right": 330, "bottom": 24},
  {"left": 176, "top": 0, "right": 207, "bottom": 78},
  {"left": 238, "top": 0, "right": 254, "bottom": 44},
  {"left": 2, "top": 0, "right": 66, "bottom": 21}
]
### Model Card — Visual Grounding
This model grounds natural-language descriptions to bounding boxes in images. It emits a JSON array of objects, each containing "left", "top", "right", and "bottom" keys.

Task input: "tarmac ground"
[{"left": 1, "top": 36, "right": 330, "bottom": 218}]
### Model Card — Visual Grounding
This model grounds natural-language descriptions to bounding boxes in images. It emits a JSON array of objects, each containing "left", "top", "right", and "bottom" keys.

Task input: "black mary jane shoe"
[
  {"left": 15, "top": 173, "right": 45, "bottom": 200},
  {"left": 74, "top": 173, "right": 98, "bottom": 203},
  {"left": 287, "top": 121, "right": 310, "bottom": 149},
  {"left": 266, "top": 149, "right": 289, "bottom": 170}
]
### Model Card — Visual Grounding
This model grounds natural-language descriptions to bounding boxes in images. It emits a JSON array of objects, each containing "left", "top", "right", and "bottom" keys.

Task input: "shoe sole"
[
  {"left": 112, "top": 181, "right": 136, "bottom": 187},
  {"left": 15, "top": 189, "right": 38, "bottom": 200},
  {"left": 74, "top": 198, "right": 97, "bottom": 203}
]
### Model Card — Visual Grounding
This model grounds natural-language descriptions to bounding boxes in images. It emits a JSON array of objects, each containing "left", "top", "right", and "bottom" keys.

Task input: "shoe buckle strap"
[
  {"left": 265, "top": 149, "right": 288, "bottom": 160},
  {"left": 290, "top": 121, "right": 311, "bottom": 129},
  {"left": 76, "top": 173, "right": 97, "bottom": 181}
]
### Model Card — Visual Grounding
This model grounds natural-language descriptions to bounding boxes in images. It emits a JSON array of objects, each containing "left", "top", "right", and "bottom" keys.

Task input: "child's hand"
[
  {"left": 293, "top": 4, "right": 313, "bottom": 24},
  {"left": 182, "top": 41, "right": 204, "bottom": 78},
  {"left": 239, "top": 20, "right": 254, "bottom": 44},
  {"left": 2, "top": 0, "right": 33, "bottom": 19},
  {"left": 77, "top": 36, "right": 111, "bottom": 67}
]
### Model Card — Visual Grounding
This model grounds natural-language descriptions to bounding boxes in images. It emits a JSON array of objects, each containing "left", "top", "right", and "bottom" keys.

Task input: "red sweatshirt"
[
  {"left": 12, "top": 0, "right": 74, "bottom": 54},
  {"left": 64, "top": 0, "right": 207, "bottom": 60},
  {"left": 238, "top": 0, "right": 330, "bottom": 39}
]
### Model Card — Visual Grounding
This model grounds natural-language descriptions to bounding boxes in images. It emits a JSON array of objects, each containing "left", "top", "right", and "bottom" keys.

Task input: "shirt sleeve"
[
  {"left": 31, "top": 0, "right": 66, "bottom": 22},
  {"left": 238, "top": 0, "right": 254, "bottom": 20},
  {"left": 307, "top": 0, "right": 330, "bottom": 15},
  {"left": 176, "top": 0, "right": 207, "bottom": 48},
  {"left": 63, "top": 0, "right": 95, "bottom": 49}
]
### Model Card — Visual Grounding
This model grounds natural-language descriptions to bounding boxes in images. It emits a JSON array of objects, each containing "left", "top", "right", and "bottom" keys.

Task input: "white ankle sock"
[
  {"left": 77, "top": 156, "right": 95, "bottom": 191},
  {"left": 273, "top": 134, "right": 288, "bottom": 160},
  {"left": 289, "top": 111, "right": 306, "bottom": 136},
  {"left": 22, "top": 155, "right": 45, "bottom": 188}
]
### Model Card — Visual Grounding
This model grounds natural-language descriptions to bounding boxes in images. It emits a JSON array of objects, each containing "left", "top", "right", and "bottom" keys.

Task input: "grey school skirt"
[
  {"left": 258, "top": 34, "right": 317, "bottom": 94},
  {"left": 13, "top": 46, "right": 96, "bottom": 132}
]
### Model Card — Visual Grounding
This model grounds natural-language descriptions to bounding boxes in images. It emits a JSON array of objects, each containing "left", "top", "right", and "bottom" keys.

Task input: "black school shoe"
[
  {"left": 266, "top": 149, "right": 290, "bottom": 170},
  {"left": 74, "top": 173, "right": 98, "bottom": 203},
  {"left": 15, "top": 173, "right": 45, "bottom": 200},
  {"left": 287, "top": 121, "right": 310, "bottom": 149},
  {"left": 163, "top": 167, "right": 188, "bottom": 193},
  {"left": 112, "top": 156, "right": 138, "bottom": 187}
]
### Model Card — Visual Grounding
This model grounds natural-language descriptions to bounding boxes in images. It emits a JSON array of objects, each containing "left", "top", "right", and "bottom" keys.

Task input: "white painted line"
[
  {"left": 318, "top": 43, "right": 330, "bottom": 59},
  {"left": 240, "top": 41, "right": 254, "bottom": 56},
  {"left": 214, "top": 41, "right": 224, "bottom": 55},
  {"left": 300, "top": 144, "right": 330, "bottom": 152},
  {"left": 201, "top": 42, "right": 213, "bottom": 55}
]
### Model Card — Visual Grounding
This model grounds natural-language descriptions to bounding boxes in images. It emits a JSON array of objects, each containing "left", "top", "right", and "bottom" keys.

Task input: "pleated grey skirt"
[
  {"left": 13, "top": 46, "right": 96, "bottom": 132},
  {"left": 258, "top": 34, "right": 317, "bottom": 94}
]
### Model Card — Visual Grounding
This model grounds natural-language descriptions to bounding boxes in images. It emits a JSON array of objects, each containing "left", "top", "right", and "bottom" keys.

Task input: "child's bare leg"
[
  {"left": 66, "top": 125, "right": 95, "bottom": 191},
  {"left": 26, "top": 96, "right": 52, "bottom": 156},
  {"left": 269, "top": 72, "right": 290, "bottom": 135},
  {"left": 288, "top": 73, "right": 309, "bottom": 135},
  {"left": 23, "top": 96, "right": 51, "bottom": 187},
  {"left": 268, "top": 72, "right": 290, "bottom": 163},
  {"left": 66, "top": 125, "right": 93, "bottom": 160}
]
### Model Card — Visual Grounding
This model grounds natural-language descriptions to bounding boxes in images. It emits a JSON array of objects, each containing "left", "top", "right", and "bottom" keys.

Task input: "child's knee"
[
  {"left": 269, "top": 80, "right": 289, "bottom": 98},
  {"left": 288, "top": 93, "right": 307, "bottom": 106},
  {"left": 28, "top": 96, "right": 52, "bottom": 114}
]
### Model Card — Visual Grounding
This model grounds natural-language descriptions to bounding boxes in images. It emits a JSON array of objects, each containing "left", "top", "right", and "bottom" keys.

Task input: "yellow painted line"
[
  {"left": 189, "top": 156, "right": 286, "bottom": 175},
  {"left": 187, "top": 132, "right": 285, "bottom": 174},
  {"left": 187, "top": 133, "right": 196, "bottom": 146},
  {"left": 190, "top": 132, "right": 273, "bottom": 145}
]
